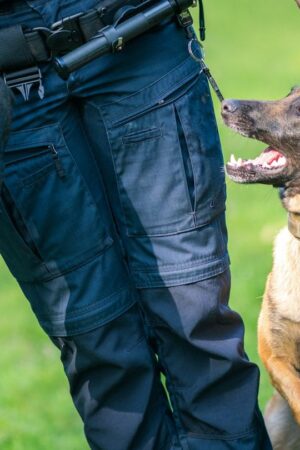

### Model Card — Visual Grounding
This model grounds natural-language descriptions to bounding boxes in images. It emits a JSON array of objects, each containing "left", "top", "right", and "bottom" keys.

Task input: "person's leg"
[
  {"left": 76, "top": 14, "right": 272, "bottom": 449},
  {"left": 51, "top": 304, "right": 179, "bottom": 450},
  {"left": 138, "top": 267, "right": 272, "bottom": 449},
  {"left": 0, "top": 3, "right": 183, "bottom": 447}
]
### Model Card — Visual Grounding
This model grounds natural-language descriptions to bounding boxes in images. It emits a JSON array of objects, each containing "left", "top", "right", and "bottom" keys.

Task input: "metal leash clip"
[
  {"left": 3, "top": 66, "right": 45, "bottom": 101},
  {"left": 188, "top": 37, "right": 224, "bottom": 102}
]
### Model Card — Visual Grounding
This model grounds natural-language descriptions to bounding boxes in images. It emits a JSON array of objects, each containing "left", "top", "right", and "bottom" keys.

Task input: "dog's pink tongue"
[{"left": 253, "top": 147, "right": 283, "bottom": 165}]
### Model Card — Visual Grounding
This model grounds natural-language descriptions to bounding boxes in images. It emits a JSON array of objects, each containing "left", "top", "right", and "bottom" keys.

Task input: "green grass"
[
  {"left": 0, "top": 1, "right": 299, "bottom": 448},
  {"left": 204, "top": 0, "right": 300, "bottom": 409}
]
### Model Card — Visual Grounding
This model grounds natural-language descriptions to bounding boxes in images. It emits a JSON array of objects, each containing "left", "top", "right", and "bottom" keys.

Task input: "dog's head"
[{"left": 221, "top": 87, "right": 300, "bottom": 212}]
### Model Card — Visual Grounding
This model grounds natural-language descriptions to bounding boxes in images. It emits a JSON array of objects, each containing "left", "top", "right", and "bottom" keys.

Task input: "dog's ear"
[
  {"left": 287, "top": 86, "right": 300, "bottom": 97},
  {"left": 0, "top": 77, "right": 12, "bottom": 148}
]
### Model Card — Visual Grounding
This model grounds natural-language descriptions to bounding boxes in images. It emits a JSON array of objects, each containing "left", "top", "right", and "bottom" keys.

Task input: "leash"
[
  {"left": 177, "top": 2, "right": 224, "bottom": 102},
  {"left": 181, "top": 0, "right": 224, "bottom": 102},
  {"left": 188, "top": 37, "right": 224, "bottom": 102}
]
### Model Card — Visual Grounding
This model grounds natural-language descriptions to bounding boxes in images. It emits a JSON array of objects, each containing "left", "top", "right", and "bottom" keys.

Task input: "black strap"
[
  {"left": 24, "top": 31, "right": 49, "bottom": 62},
  {"left": 0, "top": 25, "right": 36, "bottom": 71},
  {"left": 79, "top": 10, "right": 106, "bottom": 40},
  {"left": 199, "top": 0, "right": 205, "bottom": 40}
]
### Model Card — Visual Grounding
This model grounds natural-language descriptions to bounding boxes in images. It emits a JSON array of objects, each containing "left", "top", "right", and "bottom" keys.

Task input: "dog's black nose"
[{"left": 221, "top": 99, "right": 239, "bottom": 114}]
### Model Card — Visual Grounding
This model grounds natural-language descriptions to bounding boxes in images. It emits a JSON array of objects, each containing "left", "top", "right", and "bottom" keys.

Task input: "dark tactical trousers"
[{"left": 0, "top": 1, "right": 272, "bottom": 449}]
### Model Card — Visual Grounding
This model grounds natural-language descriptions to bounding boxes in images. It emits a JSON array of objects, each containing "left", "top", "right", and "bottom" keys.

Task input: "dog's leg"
[
  {"left": 259, "top": 305, "right": 300, "bottom": 424},
  {"left": 261, "top": 334, "right": 300, "bottom": 424},
  {"left": 265, "top": 391, "right": 300, "bottom": 450}
]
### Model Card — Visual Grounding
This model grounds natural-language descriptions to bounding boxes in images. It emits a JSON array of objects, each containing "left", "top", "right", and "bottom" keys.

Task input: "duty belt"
[
  {"left": 0, "top": 0, "right": 209, "bottom": 98},
  {"left": 0, "top": 0, "right": 144, "bottom": 73}
]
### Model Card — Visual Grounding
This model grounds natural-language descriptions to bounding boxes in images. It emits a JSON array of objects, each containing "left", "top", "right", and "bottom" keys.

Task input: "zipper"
[
  {"left": 175, "top": 107, "right": 195, "bottom": 211},
  {"left": 5, "top": 144, "right": 66, "bottom": 179},
  {"left": 49, "top": 144, "right": 66, "bottom": 179}
]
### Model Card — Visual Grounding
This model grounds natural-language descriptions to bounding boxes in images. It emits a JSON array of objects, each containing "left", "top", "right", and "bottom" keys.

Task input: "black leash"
[
  {"left": 193, "top": 0, "right": 224, "bottom": 102},
  {"left": 178, "top": 1, "right": 224, "bottom": 102},
  {"left": 199, "top": 0, "right": 205, "bottom": 41},
  {"left": 188, "top": 38, "right": 224, "bottom": 102}
]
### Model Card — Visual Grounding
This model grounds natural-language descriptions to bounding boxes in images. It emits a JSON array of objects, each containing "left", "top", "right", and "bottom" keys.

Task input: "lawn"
[
  {"left": 0, "top": 1, "right": 299, "bottom": 448},
  {"left": 205, "top": 0, "right": 300, "bottom": 408}
]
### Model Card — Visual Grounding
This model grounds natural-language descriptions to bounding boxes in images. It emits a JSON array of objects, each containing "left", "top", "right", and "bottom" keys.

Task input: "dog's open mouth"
[{"left": 226, "top": 147, "right": 289, "bottom": 185}]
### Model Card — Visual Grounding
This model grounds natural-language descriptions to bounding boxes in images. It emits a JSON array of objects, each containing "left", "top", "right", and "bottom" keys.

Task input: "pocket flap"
[{"left": 5, "top": 123, "right": 64, "bottom": 152}]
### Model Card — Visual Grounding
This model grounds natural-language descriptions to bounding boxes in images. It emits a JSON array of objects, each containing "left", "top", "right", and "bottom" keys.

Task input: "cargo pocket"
[
  {"left": 0, "top": 123, "right": 112, "bottom": 282},
  {"left": 106, "top": 70, "right": 226, "bottom": 237}
]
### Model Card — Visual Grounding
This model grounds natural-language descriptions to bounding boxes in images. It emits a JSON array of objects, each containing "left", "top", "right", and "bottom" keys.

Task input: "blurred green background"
[{"left": 0, "top": 1, "right": 299, "bottom": 448}]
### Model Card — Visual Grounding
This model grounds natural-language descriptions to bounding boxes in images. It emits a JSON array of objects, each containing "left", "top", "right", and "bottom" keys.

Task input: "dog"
[{"left": 221, "top": 87, "right": 300, "bottom": 450}]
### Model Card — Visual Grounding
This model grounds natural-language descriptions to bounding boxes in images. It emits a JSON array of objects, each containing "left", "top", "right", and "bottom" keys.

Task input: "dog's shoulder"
[
  {"left": 272, "top": 227, "right": 300, "bottom": 323},
  {"left": 262, "top": 227, "right": 300, "bottom": 359}
]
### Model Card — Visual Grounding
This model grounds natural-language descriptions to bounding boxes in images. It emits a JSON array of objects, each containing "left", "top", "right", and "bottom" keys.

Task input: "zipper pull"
[{"left": 49, "top": 145, "right": 66, "bottom": 179}]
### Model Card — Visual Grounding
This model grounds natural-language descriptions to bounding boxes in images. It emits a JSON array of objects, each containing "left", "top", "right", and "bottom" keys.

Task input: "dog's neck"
[
  {"left": 282, "top": 195, "right": 300, "bottom": 240},
  {"left": 288, "top": 212, "right": 300, "bottom": 240}
]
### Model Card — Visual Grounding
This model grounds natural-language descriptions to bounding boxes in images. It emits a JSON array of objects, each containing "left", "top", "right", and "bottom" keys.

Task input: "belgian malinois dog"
[{"left": 221, "top": 88, "right": 300, "bottom": 450}]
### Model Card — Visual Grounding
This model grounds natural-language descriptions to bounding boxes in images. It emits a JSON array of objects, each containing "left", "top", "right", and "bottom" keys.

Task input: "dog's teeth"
[
  {"left": 278, "top": 156, "right": 286, "bottom": 165},
  {"left": 230, "top": 154, "right": 236, "bottom": 164}
]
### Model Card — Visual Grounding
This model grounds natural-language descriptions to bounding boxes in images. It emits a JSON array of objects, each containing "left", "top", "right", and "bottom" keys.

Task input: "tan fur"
[
  {"left": 258, "top": 224, "right": 300, "bottom": 448},
  {"left": 284, "top": 194, "right": 300, "bottom": 213}
]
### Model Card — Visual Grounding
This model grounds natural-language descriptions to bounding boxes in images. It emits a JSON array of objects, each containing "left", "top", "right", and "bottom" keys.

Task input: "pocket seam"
[
  {"left": 20, "top": 236, "right": 114, "bottom": 283},
  {"left": 21, "top": 161, "right": 56, "bottom": 187},
  {"left": 122, "top": 127, "right": 162, "bottom": 144}
]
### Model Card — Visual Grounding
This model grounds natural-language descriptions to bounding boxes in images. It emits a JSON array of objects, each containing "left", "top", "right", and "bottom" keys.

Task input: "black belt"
[{"left": 0, "top": 0, "right": 144, "bottom": 72}]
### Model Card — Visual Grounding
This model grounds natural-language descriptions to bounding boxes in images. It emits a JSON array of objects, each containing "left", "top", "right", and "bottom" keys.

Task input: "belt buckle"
[
  {"left": 3, "top": 66, "right": 44, "bottom": 101},
  {"left": 47, "top": 12, "right": 85, "bottom": 56}
]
